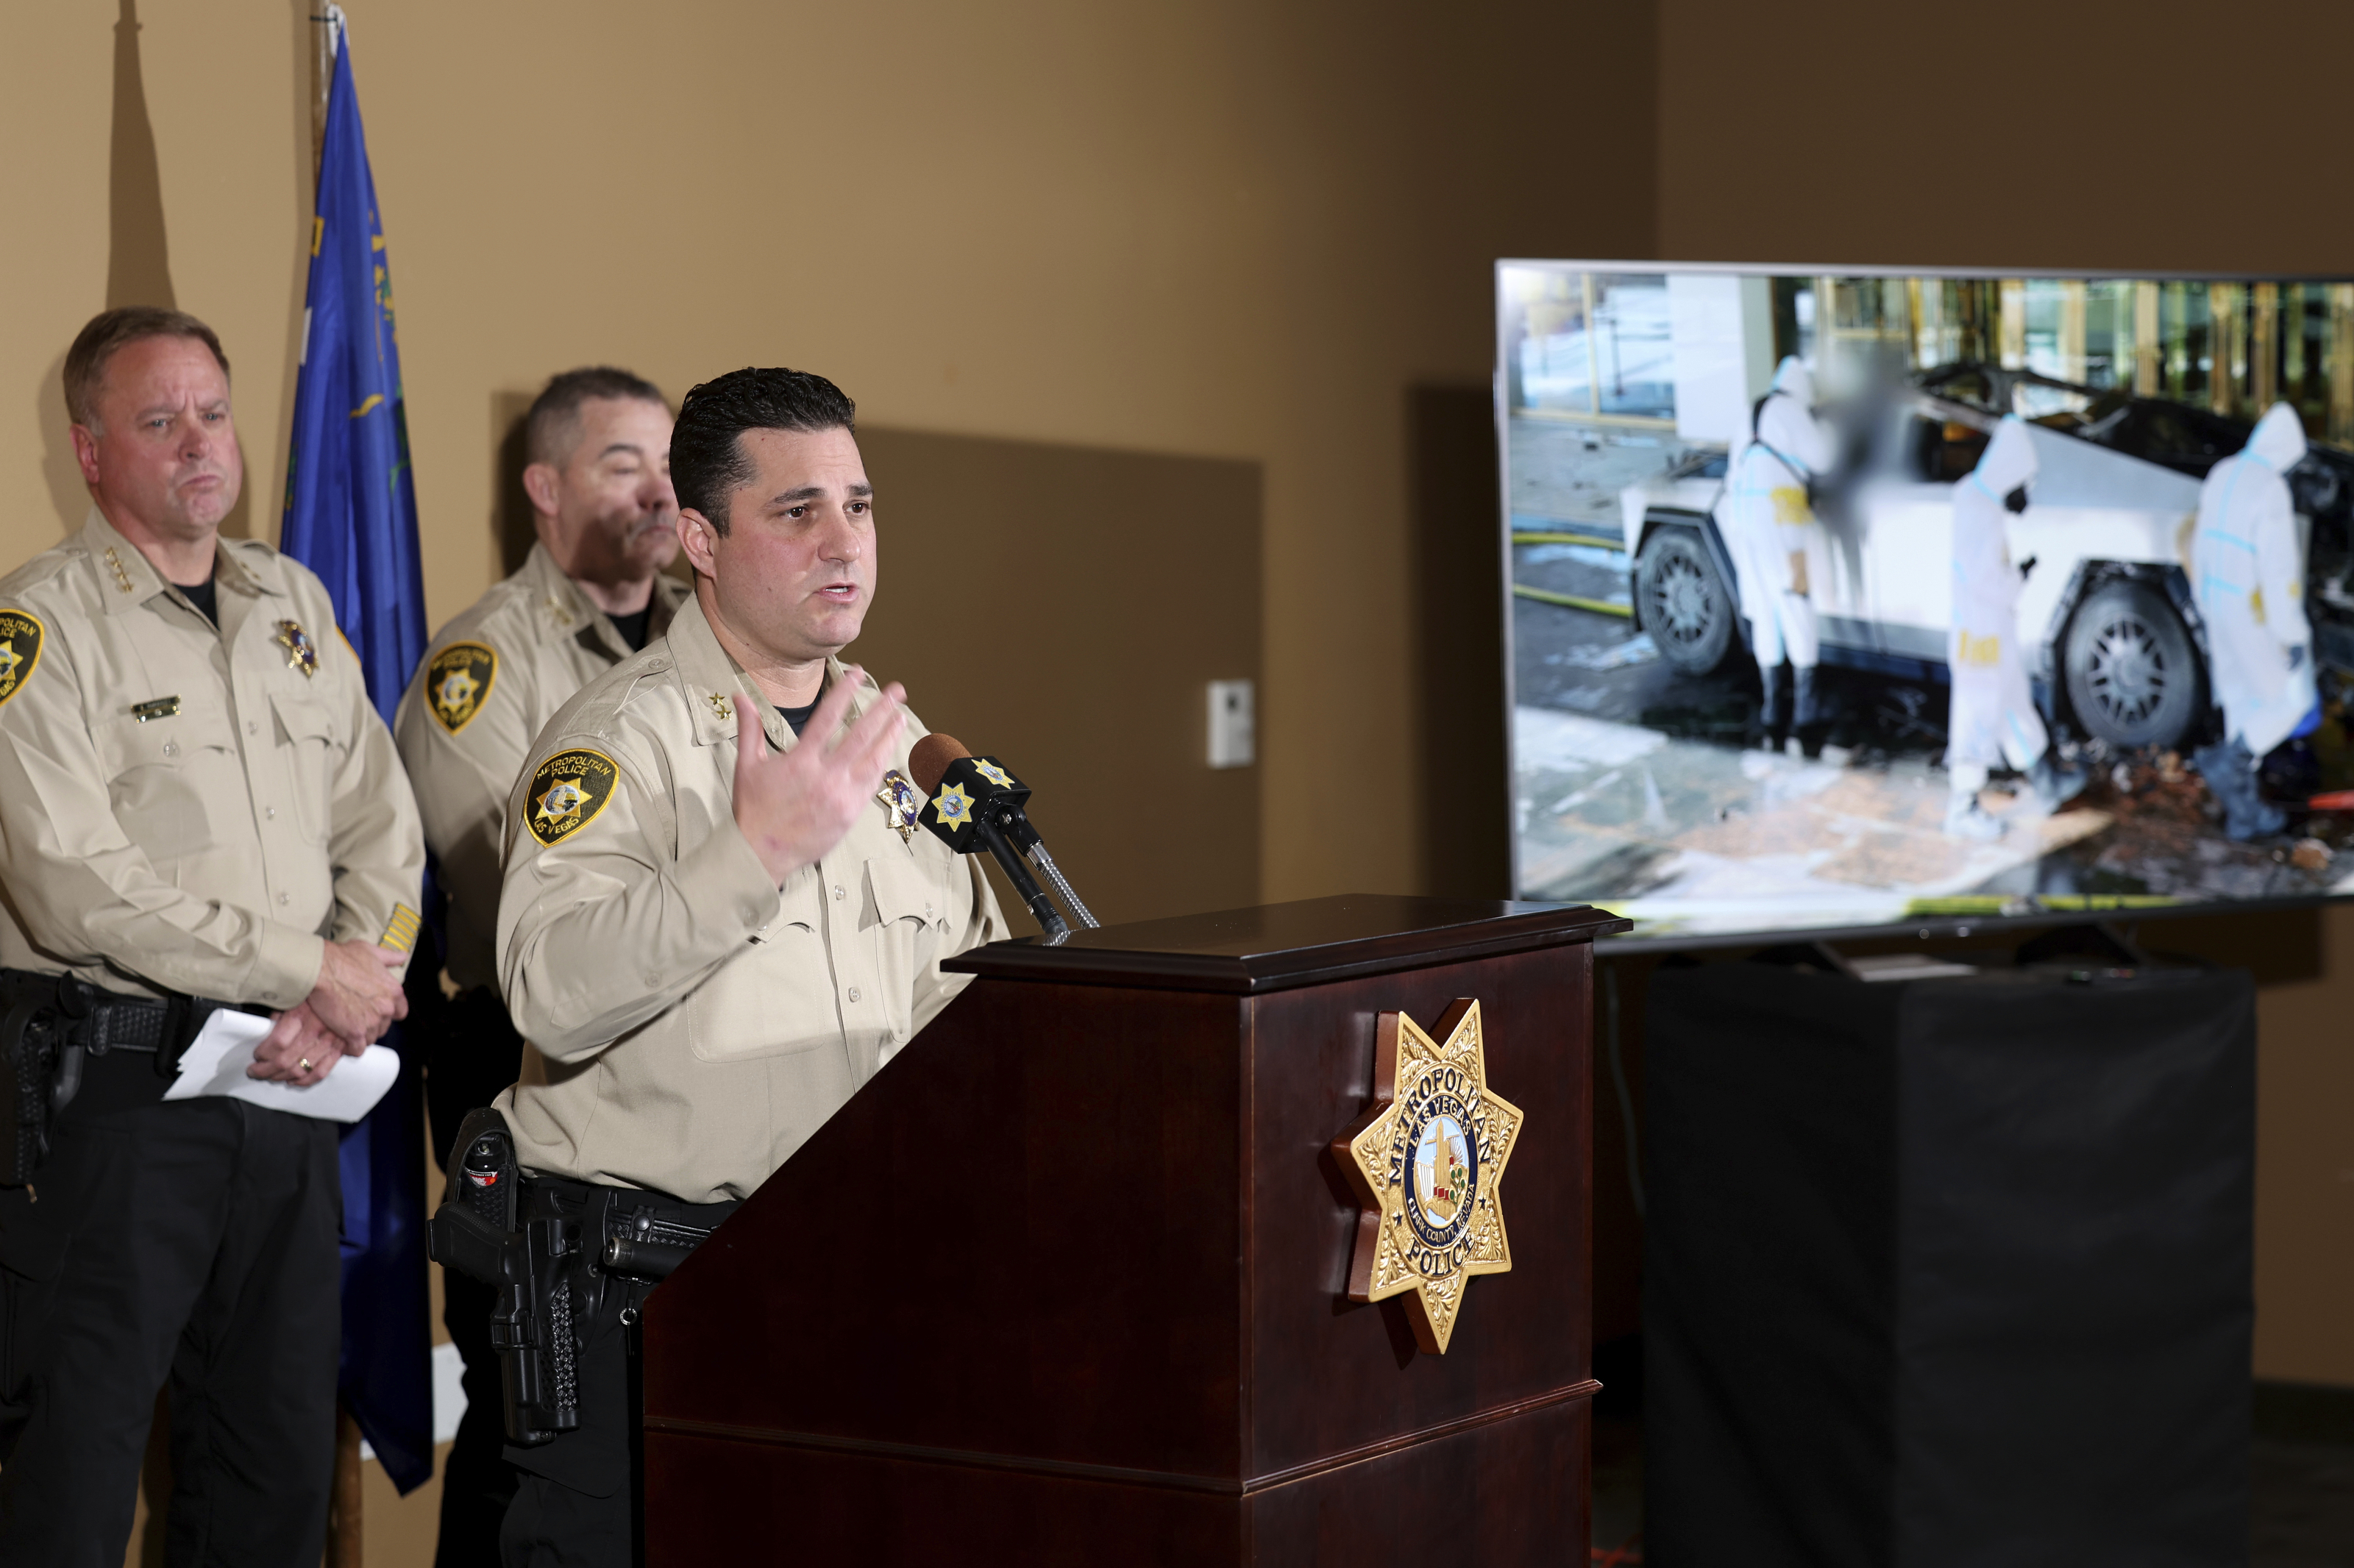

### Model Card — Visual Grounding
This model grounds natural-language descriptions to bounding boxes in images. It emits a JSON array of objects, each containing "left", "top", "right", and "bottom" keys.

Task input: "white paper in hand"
[{"left": 162, "top": 1008, "right": 399, "bottom": 1124}]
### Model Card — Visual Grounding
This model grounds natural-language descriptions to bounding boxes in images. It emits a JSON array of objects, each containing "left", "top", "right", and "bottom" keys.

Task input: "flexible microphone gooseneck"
[{"left": 908, "top": 733, "right": 1098, "bottom": 943}]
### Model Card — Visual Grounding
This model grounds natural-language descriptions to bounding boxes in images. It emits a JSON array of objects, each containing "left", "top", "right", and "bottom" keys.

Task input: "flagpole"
[
  {"left": 312, "top": 18, "right": 364, "bottom": 1568},
  {"left": 292, "top": 13, "right": 439, "bottom": 1554},
  {"left": 309, "top": 5, "right": 341, "bottom": 174}
]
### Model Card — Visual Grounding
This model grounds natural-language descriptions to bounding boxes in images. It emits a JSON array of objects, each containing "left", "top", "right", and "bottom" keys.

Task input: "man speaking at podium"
[{"left": 478, "top": 367, "right": 1006, "bottom": 1562}]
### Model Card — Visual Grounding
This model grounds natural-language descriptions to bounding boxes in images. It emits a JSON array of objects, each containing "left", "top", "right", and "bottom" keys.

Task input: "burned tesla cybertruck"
[{"left": 1615, "top": 368, "right": 2354, "bottom": 753}]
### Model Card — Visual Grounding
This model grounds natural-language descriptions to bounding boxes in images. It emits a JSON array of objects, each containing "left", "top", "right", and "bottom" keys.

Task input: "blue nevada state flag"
[{"left": 280, "top": 18, "right": 435, "bottom": 1495}]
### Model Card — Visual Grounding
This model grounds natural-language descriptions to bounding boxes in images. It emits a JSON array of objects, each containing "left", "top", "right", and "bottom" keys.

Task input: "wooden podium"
[{"left": 640, "top": 895, "right": 1621, "bottom": 1564}]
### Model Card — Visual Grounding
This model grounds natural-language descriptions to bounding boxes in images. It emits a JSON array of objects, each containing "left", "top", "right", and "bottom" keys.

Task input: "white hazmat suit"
[
  {"left": 1948, "top": 419, "right": 2051, "bottom": 766},
  {"left": 2194, "top": 401, "right": 2315, "bottom": 760},
  {"left": 1726, "top": 357, "right": 1835, "bottom": 696},
  {"left": 2189, "top": 400, "right": 2314, "bottom": 840},
  {"left": 1944, "top": 418, "right": 2053, "bottom": 838}
]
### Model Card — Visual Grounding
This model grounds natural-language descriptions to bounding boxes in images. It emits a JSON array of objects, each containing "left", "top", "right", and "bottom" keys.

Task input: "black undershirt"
[
  {"left": 174, "top": 575, "right": 218, "bottom": 627},
  {"left": 608, "top": 605, "right": 652, "bottom": 652},
  {"left": 772, "top": 671, "right": 828, "bottom": 737}
]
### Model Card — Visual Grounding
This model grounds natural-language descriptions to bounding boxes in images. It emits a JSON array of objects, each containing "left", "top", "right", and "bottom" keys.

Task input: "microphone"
[{"left": 908, "top": 734, "right": 1098, "bottom": 942}]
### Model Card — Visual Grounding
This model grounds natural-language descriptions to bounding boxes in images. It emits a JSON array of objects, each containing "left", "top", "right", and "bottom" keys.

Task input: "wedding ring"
[{"left": 298, "top": 1057, "right": 312, "bottom": 1072}]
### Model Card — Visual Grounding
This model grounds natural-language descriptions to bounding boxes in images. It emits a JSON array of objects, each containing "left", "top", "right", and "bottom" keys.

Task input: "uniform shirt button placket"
[
  {"left": 828, "top": 860, "right": 852, "bottom": 1008},
  {"left": 257, "top": 679, "right": 291, "bottom": 910},
  {"left": 248, "top": 685, "right": 273, "bottom": 910}
]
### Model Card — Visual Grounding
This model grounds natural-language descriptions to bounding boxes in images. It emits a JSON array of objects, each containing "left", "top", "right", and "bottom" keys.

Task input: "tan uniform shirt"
[
  {"left": 393, "top": 543, "right": 687, "bottom": 993},
  {"left": 0, "top": 510, "right": 424, "bottom": 1005},
  {"left": 493, "top": 592, "right": 1007, "bottom": 1203}
]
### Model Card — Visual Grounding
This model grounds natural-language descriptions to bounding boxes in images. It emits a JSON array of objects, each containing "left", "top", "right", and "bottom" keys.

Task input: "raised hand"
[{"left": 731, "top": 671, "right": 907, "bottom": 885}]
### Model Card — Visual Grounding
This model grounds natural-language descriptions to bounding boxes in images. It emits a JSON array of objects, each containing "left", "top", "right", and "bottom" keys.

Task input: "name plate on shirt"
[{"left": 131, "top": 696, "right": 181, "bottom": 722}]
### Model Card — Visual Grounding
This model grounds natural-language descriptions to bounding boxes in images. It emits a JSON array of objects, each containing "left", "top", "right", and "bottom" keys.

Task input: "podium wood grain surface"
[{"left": 641, "top": 895, "right": 1619, "bottom": 1564}]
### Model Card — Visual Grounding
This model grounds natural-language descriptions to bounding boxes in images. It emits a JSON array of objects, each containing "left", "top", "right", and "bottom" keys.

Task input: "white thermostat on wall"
[{"left": 1208, "top": 680, "right": 1255, "bottom": 769}]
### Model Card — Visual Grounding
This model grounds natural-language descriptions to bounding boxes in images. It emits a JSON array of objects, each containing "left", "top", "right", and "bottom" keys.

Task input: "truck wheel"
[
  {"left": 1635, "top": 526, "right": 1736, "bottom": 674},
  {"left": 2060, "top": 577, "right": 2202, "bottom": 751}
]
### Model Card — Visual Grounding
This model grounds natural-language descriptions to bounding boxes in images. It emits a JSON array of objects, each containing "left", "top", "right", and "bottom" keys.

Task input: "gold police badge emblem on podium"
[{"left": 1330, "top": 999, "right": 1522, "bottom": 1353}]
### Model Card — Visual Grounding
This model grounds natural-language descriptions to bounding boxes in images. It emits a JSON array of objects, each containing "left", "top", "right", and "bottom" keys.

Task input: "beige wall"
[
  {"left": 1658, "top": 0, "right": 2354, "bottom": 274},
  {"left": 849, "top": 427, "right": 1265, "bottom": 928},
  {"left": 1, "top": 3, "right": 309, "bottom": 552}
]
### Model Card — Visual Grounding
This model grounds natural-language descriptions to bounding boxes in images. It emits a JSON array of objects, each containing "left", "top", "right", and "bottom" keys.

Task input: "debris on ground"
[{"left": 2083, "top": 749, "right": 2215, "bottom": 829}]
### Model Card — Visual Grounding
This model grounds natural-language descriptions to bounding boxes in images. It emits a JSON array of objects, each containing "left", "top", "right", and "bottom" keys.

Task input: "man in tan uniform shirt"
[
  {"left": 0, "top": 308, "right": 422, "bottom": 1564},
  {"left": 477, "top": 366, "right": 1003, "bottom": 1562},
  {"left": 392, "top": 367, "right": 686, "bottom": 1566}
]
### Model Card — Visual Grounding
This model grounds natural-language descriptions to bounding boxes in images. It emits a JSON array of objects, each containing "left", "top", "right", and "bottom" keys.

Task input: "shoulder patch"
[
  {"left": 0, "top": 610, "right": 46, "bottom": 708},
  {"left": 426, "top": 641, "right": 498, "bottom": 734},
  {"left": 525, "top": 748, "right": 619, "bottom": 847}
]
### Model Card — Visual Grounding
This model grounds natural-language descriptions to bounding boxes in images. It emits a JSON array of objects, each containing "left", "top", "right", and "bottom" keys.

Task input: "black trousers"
[
  {"left": 0, "top": 1074, "right": 341, "bottom": 1567},
  {"left": 499, "top": 1271, "right": 644, "bottom": 1568},
  {"left": 497, "top": 1181, "right": 736, "bottom": 1568},
  {"left": 427, "top": 987, "right": 527, "bottom": 1568}
]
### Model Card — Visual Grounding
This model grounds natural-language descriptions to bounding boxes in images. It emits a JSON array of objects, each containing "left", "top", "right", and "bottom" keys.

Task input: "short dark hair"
[
  {"left": 63, "top": 307, "right": 231, "bottom": 428},
  {"left": 524, "top": 366, "right": 669, "bottom": 467},
  {"left": 671, "top": 367, "right": 857, "bottom": 534}
]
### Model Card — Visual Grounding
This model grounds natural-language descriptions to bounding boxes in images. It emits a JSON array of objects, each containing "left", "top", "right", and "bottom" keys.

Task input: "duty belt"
[
  {"left": 0, "top": 969, "right": 254, "bottom": 1184},
  {"left": 427, "top": 1105, "right": 739, "bottom": 1447}
]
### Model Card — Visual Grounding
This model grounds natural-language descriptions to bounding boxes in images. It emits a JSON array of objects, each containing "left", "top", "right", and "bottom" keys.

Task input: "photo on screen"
[{"left": 1498, "top": 265, "right": 2354, "bottom": 938}]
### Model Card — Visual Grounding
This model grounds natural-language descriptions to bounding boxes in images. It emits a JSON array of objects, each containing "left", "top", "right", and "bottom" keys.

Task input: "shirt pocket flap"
[
  {"left": 94, "top": 691, "right": 237, "bottom": 767},
  {"left": 864, "top": 852, "right": 938, "bottom": 929},
  {"left": 90, "top": 710, "right": 184, "bottom": 773},
  {"left": 270, "top": 691, "right": 339, "bottom": 745}
]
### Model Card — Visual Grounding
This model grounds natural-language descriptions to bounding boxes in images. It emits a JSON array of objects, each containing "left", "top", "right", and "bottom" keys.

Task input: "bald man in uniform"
[{"left": 393, "top": 367, "right": 688, "bottom": 1566}]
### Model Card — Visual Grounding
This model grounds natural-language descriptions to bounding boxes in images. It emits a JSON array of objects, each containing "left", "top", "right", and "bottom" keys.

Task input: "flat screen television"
[{"left": 1497, "top": 263, "right": 2354, "bottom": 941}]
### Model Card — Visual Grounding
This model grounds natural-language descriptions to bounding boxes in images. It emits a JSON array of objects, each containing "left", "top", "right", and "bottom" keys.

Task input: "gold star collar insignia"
[{"left": 1330, "top": 999, "right": 1521, "bottom": 1354}]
